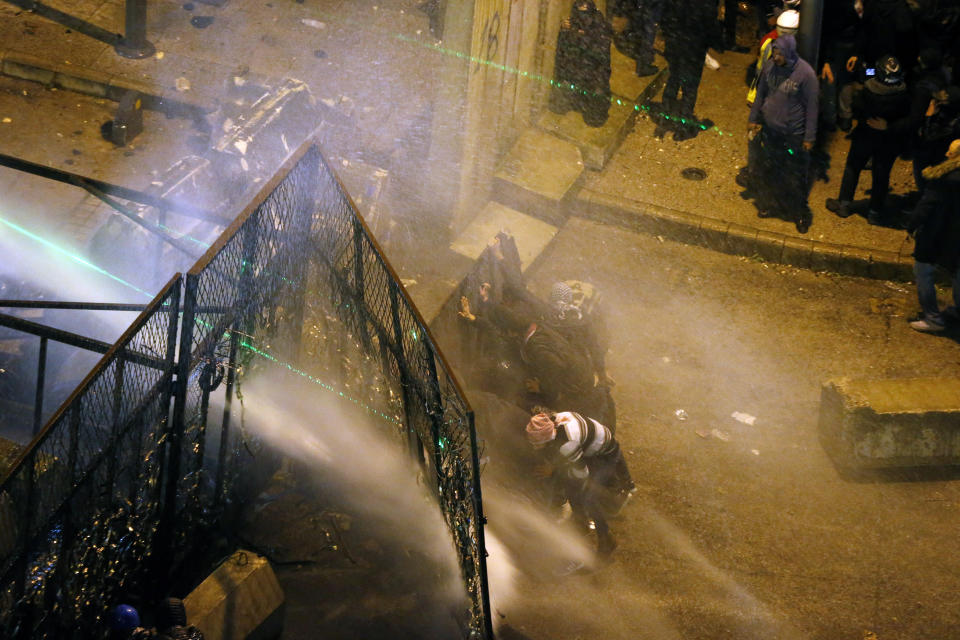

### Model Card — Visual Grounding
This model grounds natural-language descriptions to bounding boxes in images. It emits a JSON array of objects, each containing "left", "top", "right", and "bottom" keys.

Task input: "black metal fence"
[{"left": 0, "top": 140, "right": 491, "bottom": 638}]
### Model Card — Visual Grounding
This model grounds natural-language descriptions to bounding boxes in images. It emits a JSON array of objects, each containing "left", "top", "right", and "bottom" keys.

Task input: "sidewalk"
[
  {"left": 572, "top": 44, "right": 918, "bottom": 281},
  {"left": 0, "top": 1, "right": 922, "bottom": 288}
]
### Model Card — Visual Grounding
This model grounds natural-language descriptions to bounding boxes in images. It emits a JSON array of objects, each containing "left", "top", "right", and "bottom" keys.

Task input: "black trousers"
[
  {"left": 756, "top": 126, "right": 811, "bottom": 220},
  {"left": 838, "top": 127, "right": 900, "bottom": 213},
  {"left": 662, "top": 46, "right": 707, "bottom": 120}
]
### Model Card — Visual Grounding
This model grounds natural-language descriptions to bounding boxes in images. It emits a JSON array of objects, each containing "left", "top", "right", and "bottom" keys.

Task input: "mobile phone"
[{"left": 865, "top": 68, "right": 876, "bottom": 76}]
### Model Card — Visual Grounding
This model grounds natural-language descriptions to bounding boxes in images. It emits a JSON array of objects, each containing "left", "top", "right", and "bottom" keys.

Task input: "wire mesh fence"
[
  {"left": 0, "top": 139, "right": 491, "bottom": 638},
  {"left": 0, "top": 275, "right": 180, "bottom": 639}
]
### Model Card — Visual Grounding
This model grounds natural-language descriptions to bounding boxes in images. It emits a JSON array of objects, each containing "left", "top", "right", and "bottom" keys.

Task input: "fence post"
[
  {"left": 156, "top": 274, "right": 197, "bottom": 587},
  {"left": 389, "top": 285, "right": 423, "bottom": 465},
  {"left": 32, "top": 337, "right": 47, "bottom": 436},
  {"left": 466, "top": 410, "right": 493, "bottom": 640},
  {"left": 13, "top": 452, "right": 37, "bottom": 638},
  {"left": 114, "top": 0, "right": 156, "bottom": 59},
  {"left": 214, "top": 326, "right": 239, "bottom": 508}
]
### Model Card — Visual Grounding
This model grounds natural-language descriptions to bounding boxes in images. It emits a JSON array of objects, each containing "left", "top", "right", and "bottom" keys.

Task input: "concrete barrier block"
[
  {"left": 697, "top": 217, "right": 729, "bottom": 252},
  {"left": 724, "top": 222, "right": 758, "bottom": 257},
  {"left": 781, "top": 236, "right": 813, "bottom": 269},
  {"left": 3, "top": 58, "right": 54, "bottom": 85},
  {"left": 54, "top": 71, "right": 109, "bottom": 98},
  {"left": 184, "top": 550, "right": 285, "bottom": 640},
  {"left": 837, "top": 245, "right": 873, "bottom": 277},
  {"left": 819, "top": 377, "right": 960, "bottom": 470},
  {"left": 754, "top": 229, "right": 785, "bottom": 263},
  {"left": 810, "top": 241, "right": 846, "bottom": 273},
  {"left": 652, "top": 207, "right": 702, "bottom": 245}
]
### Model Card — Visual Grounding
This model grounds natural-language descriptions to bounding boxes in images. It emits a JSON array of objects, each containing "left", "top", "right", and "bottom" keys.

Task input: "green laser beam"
[
  {"left": 394, "top": 33, "right": 732, "bottom": 137},
  {"left": 0, "top": 215, "right": 396, "bottom": 425},
  {"left": 0, "top": 215, "right": 154, "bottom": 298}
]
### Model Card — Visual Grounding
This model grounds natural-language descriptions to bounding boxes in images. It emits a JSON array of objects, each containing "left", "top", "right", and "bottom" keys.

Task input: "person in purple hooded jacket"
[{"left": 747, "top": 34, "right": 819, "bottom": 233}]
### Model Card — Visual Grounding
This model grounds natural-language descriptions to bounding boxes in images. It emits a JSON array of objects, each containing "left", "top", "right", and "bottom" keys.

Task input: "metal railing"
[
  {"left": 0, "top": 276, "right": 181, "bottom": 638},
  {"left": 0, "top": 139, "right": 492, "bottom": 638}
]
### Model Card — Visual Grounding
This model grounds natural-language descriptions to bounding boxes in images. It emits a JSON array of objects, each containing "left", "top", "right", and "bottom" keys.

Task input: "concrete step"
[
  {"left": 492, "top": 129, "right": 583, "bottom": 227},
  {"left": 819, "top": 377, "right": 960, "bottom": 470},
  {"left": 534, "top": 48, "right": 667, "bottom": 171}
]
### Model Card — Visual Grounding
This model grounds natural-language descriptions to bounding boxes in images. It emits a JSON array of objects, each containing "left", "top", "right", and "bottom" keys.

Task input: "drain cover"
[{"left": 681, "top": 167, "right": 707, "bottom": 181}]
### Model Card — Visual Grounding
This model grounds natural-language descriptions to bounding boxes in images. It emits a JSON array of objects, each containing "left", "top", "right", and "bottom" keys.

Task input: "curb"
[
  {"left": 570, "top": 187, "right": 915, "bottom": 281},
  {"left": 0, "top": 48, "right": 215, "bottom": 119}
]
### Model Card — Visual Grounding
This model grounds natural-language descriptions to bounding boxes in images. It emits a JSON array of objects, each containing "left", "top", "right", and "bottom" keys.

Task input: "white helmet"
[{"left": 777, "top": 9, "right": 800, "bottom": 33}]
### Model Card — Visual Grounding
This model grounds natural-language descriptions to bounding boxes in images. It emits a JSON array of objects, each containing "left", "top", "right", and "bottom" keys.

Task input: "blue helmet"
[{"left": 109, "top": 604, "right": 140, "bottom": 631}]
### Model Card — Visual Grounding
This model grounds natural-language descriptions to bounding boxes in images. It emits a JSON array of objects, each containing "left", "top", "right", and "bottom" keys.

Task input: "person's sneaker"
[
  {"left": 635, "top": 62, "right": 659, "bottom": 77},
  {"left": 735, "top": 172, "right": 751, "bottom": 189},
  {"left": 909, "top": 318, "right": 946, "bottom": 332},
  {"left": 795, "top": 218, "right": 811, "bottom": 234},
  {"left": 825, "top": 198, "right": 853, "bottom": 218}
]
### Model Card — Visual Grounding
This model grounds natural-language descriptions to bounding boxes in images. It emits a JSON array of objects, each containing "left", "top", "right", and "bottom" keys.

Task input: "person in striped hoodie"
[{"left": 526, "top": 411, "right": 635, "bottom": 558}]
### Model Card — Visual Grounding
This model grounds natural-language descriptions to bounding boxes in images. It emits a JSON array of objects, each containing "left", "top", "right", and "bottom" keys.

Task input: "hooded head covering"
[
  {"left": 526, "top": 413, "right": 557, "bottom": 445},
  {"left": 772, "top": 34, "right": 799, "bottom": 67}
]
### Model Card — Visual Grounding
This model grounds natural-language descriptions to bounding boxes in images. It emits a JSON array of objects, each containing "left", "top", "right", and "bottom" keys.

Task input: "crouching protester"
[{"left": 525, "top": 411, "right": 636, "bottom": 559}]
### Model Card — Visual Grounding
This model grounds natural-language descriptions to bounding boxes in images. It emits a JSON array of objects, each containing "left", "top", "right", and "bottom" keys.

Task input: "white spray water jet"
[{"left": 229, "top": 370, "right": 472, "bottom": 628}]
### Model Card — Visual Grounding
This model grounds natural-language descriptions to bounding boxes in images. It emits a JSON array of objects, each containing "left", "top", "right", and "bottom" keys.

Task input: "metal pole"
[
  {"left": 115, "top": 0, "right": 156, "bottom": 59},
  {"left": 32, "top": 337, "right": 47, "bottom": 436},
  {"left": 798, "top": 0, "right": 823, "bottom": 70},
  {"left": 214, "top": 327, "right": 239, "bottom": 508}
]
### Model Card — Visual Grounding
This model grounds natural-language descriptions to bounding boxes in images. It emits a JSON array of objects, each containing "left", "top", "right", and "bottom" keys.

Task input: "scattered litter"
[
  {"left": 695, "top": 429, "right": 710, "bottom": 439},
  {"left": 155, "top": 51, "right": 164, "bottom": 59},
  {"left": 751, "top": 449, "right": 760, "bottom": 455},
  {"left": 731, "top": 411, "right": 756, "bottom": 425},
  {"left": 363, "top": 106, "right": 374, "bottom": 113},
  {"left": 400, "top": 278, "right": 418, "bottom": 287},
  {"left": 416, "top": 29, "right": 422, "bottom": 34},
  {"left": 710, "top": 429, "right": 731, "bottom": 441},
  {"left": 314, "top": 49, "right": 327, "bottom": 58},
  {"left": 1, "top": 118, "right": 10, "bottom": 124},
  {"left": 656, "top": 235, "right": 665, "bottom": 243},
  {"left": 190, "top": 15, "right": 214, "bottom": 28},
  {"left": 372, "top": 4, "right": 378, "bottom": 9},
  {"left": 863, "top": 631, "right": 878, "bottom": 640},
  {"left": 674, "top": 409, "right": 688, "bottom": 421},
  {"left": 705, "top": 53, "right": 721, "bottom": 70},
  {"left": 233, "top": 139, "right": 248, "bottom": 155},
  {"left": 301, "top": 18, "right": 325, "bottom": 28},
  {"left": 320, "top": 97, "right": 335, "bottom": 107},
  {"left": 175, "top": 76, "right": 191, "bottom": 91},
  {"left": 341, "top": 159, "right": 349, "bottom": 167},
  {"left": 233, "top": 75, "right": 246, "bottom": 86},
  {"left": 240, "top": 157, "right": 249, "bottom": 171}
]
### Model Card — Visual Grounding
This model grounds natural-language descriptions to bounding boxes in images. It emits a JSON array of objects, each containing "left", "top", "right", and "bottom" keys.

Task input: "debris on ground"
[
  {"left": 674, "top": 409, "right": 688, "bottom": 421},
  {"left": 301, "top": 18, "right": 325, "bottom": 28},
  {"left": 710, "top": 429, "right": 731, "bottom": 441},
  {"left": 731, "top": 411, "right": 756, "bottom": 425}
]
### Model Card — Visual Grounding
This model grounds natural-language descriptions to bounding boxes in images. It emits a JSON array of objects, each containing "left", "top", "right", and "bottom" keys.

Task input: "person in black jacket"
[
  {"left": 549, "top": 0, "right": 613, "bottom": 128},
  {"left": 657, "top": 0, "right": 716, "bottom": 141},
  {"left": 826, "top": 54, "right": 911, "bottom": 224},
  {"left": 907, "top": 139, "right": 960, "bottom": 332}
]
